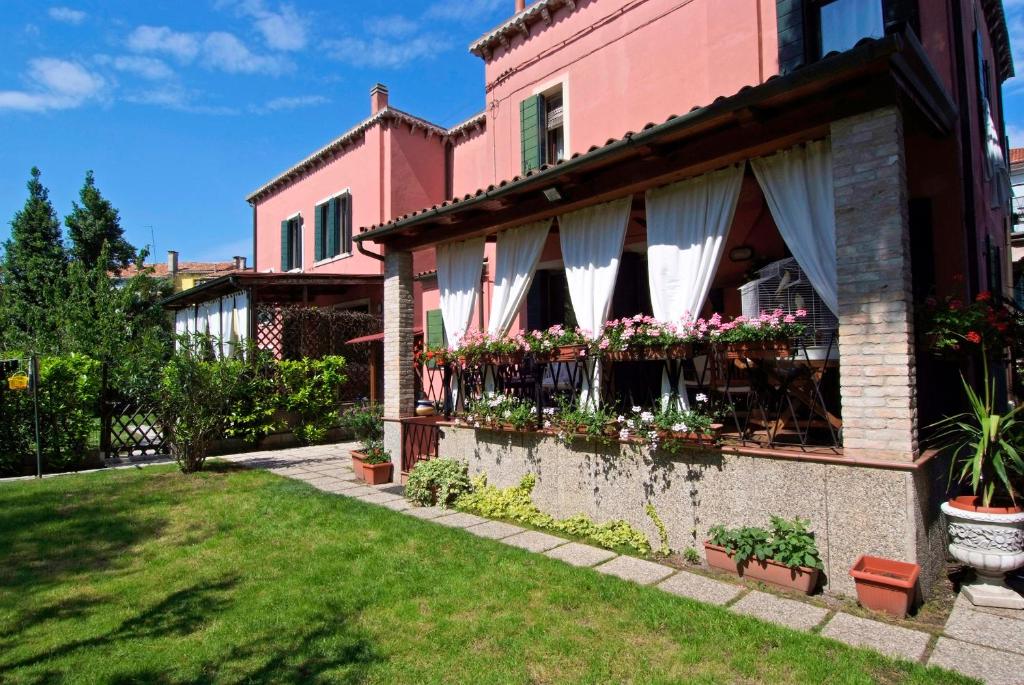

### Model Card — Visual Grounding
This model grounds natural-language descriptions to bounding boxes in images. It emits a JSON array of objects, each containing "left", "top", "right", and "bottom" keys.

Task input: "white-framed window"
[
  {"left": 520, "top": 76, "right": 569, "bottom": 173},
  {"left": 313, "top": 190, "right": 353, "bottom": 262}
]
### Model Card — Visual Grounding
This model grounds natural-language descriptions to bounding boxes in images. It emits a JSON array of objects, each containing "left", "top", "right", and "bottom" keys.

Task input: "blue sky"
[
  {"left": 0, "top": 0, "right": 508, "bottom": 262},
  {"left": 2, "top": 1, "right": 1024, "bottom": 263}
]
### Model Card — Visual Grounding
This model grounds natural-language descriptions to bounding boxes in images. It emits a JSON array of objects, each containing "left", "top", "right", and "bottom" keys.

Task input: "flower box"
[
  {"left": 362, "top": 461, "right": 393, "bottom": 485},
  {"left": 849, "top": 555, "right": 919, "bottom": 618},
  {"left": 724, "top": 341, "right": 793, "bottom": 360},
  {"left": 703, "top": 542, "right": 819, "bottom": 594},
  {"left": 350, "top": 450, "right": 367, "bottom": 480},
  {"left": 479, "top": 352, "right": 525, "bottom": 366},
  {"left": 657, "top": 423, "right": 723, "bottom": 447},
  {"left": 555, "top": 344, "right": 588, "bottom": 362}
]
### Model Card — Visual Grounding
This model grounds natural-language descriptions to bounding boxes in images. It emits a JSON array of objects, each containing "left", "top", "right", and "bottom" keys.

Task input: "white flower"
[
  {"left": 544, "top": 420, "right": 552, "bottom": 429},
  {"left": 640, "top": 411, "right": 654, "bottom": 424},
  {"left": 543, "top": 407, "right": 556, "bottom": 416},
  {"left": 619, "top": 428, "right": 631, "bottom": 440},
  {"left": 631, "top": 405, "right": 641, "bottom": 413},
  {"left": 696, "top": 393, "right": 708, "bottom": 403},
  {"left": 672, "top": 422, "right": 689, "bottom": 433},
  {"left": 616, "top": 415, "right": 625, "bottom": 423}
]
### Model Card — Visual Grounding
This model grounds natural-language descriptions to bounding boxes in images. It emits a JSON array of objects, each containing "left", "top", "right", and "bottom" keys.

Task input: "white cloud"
[
  {"left": 48, "top": 6, "right": 86, "bottom": 24},
  {"left": 255, "top": 94, "right": 329, "bottom": 112},
  {"left": 424, "top": 0, "right": 506, "bottom": 22},
  {"left": 126, "top": 25, "right": 290, "bottom": 75},
  {"left": 124, "top": 85, "right": 238, "bottom": 115},
  {"left": 107, "top": 55, "right": 174, "bottom": 80},
  {"left": 327, "top": 36, "right": 448, "bottom": 69},
  {"left": 0, "top": 58, "right": 105, "bottom": 112},
  {"left": 364, "top": 15, "right": 420, "bottom": 39},
  {"left": 127, "top": 25, "right": 201, "bottom": 62},
  {"left": 220, "top": 0, "right": 310, "bottom": 51}
]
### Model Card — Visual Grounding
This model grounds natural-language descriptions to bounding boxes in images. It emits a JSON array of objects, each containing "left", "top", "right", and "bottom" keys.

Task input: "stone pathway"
[{"left": 45, "top": 443, "right": 1019, "bottom": 685}]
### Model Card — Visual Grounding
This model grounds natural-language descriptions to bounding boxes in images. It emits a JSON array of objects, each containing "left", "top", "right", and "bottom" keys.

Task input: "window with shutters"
[
  {"left": 313, "top": 191, "right": 353, "bottom": 262},
  {"left": 281, "top": 215, "right": 302, "bottom": 272},
  {"left": 520, "top": 81, "right": 567, "bottom": 173}
]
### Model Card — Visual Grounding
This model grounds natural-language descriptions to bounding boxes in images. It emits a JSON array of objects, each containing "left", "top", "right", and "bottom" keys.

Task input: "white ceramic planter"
[{"left": 941, "top": 500, "right": 1024, "bottom": 609}]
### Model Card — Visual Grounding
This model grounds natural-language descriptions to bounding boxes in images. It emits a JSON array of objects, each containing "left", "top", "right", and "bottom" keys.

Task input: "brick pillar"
[
  {"left": 383, "top": 249, "right": 415, "bottom": 473},
  {"left": 832, "top": 107, "right": 918, "bottom": 461}
]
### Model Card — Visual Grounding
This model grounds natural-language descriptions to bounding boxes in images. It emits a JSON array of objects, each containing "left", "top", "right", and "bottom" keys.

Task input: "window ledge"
[{"left": 313, "top": 253, "right": 353, "bottom": 267}]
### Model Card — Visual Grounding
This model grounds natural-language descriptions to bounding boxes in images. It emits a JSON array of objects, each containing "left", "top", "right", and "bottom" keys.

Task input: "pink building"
[{"left": 185, "top": 0, "right": 1018, "bottom": 599}]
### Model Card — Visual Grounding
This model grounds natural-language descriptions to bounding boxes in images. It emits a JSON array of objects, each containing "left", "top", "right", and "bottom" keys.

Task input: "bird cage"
[{"left": 739, "top": 257, "right": 838, "bottom": 345}]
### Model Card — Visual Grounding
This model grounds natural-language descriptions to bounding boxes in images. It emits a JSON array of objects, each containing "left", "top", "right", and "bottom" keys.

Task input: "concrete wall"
[{"left": 437, "top": 424, "right": 944, "bottom": 598}]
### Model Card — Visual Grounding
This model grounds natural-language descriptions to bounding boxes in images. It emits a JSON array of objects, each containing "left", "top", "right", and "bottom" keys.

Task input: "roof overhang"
[
  {"left": 356, "top": 32, "right": 956, "bottom": 251},
  {"left": 161, "top": 272, "right": 384, "bottom": 310},
  {"left": 981, "top": 0, "right": 1015, "bottom": 82}
]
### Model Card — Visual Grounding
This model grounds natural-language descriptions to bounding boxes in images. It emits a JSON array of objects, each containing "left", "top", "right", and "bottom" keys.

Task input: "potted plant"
[
  {"left": 704, "top": 516, "right": 823, "bottom": 594},
  {"left": 932, "top": 357, "right": 1024, "bottom": 609},
  {"left": 849, "top": 555, "right": 920, "bottom": 618},
  {"left": 360, "top": 440, "right": 393, "bottom": 485},
  {"left": 339, "top": 402, "right": 383, "bottom": 481}
]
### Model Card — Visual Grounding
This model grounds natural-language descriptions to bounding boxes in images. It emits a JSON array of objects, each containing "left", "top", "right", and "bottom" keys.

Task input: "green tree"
[
  {"left": 65, "top": 170, "right": 135, "bottom": 272},
  {"left": 0, "top": 167, "right": 67, "bottom": 351}
]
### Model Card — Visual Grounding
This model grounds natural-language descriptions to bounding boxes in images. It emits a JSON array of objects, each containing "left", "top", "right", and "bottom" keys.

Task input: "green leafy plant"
[
  {"left": 276, "top": 355, "right": 348, "bottom": 444},
  {"left": 550, "top": 396, "right": 618, "bottom": 445},
  {"left": 339, "top": 402, "right": 383, "bottom": 442},
  {"left": 224, "top": 348, "right": 279, "bottom": 444},
  {"left": 405, "top": 458, "right": 471, "bottom": 508},
  {"left": 645, "top": 503, "right": 670, "bottom": 557},
  {"left": 682, "top": 547, "right": 701, "bottom": 565},
  {"left": 931, "top": 355, "right": 1024, "bottom": 507},
  {"left": 158, "top": 334, "right": 245, "bottom": 473},
  {"left": 708, "top": 516, "right": 822, "bottom": 570},
  {"left": 456, "top": 473, "right": 652, "bottom": 555},
  {"left": 359, "top": 439, "right": 391, "bottom": 465}
]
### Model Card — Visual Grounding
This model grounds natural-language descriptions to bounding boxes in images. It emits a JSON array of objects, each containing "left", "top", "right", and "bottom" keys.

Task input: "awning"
[{"left": 346, "top": 327, "right": 422, "bottom": 344}]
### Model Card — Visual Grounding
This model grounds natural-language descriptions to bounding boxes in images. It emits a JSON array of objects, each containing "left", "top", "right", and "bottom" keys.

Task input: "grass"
[{"left": 0, "top": 464, "right": 976, "bottom": 685}]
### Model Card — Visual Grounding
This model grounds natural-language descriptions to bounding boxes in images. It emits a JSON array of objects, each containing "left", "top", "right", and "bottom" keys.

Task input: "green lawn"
[{"left": 0, "top": 464, "right": 974, "bottom": 685}]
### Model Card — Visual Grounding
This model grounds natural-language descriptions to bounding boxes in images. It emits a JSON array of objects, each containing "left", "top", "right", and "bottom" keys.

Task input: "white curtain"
[
  {"left": 559, "top": 196, "right": 632, "bottom": 405},
  {"left": 488, "top": 220, "right": 551, "bottom": 336},
  {"left": 984, "top": 102, "right": 1010, "bottom": 209},
  {"left": 751, "top": 140, "right": 839, "bottom": 316},
  {"left": 235, "top": 291, "right": 250, "bottom": 354},
  {"left": 646, "top": 164, "right": 744, "bottom": 406},
  {"left": 207, "top": 300, "right": 222, "bottom": 357},
  {"left": 436, "top": 237, "right": 486, "bottom": 346},
  {"left": 220, "top": 296, "right": 236, "bottom": 359},
  {"left": 174, "top": 309, "right": 189, "bottom": 349}
]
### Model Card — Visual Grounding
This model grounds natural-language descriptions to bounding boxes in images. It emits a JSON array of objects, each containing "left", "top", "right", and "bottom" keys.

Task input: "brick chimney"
[
  {"left": 515, "top": 0, "right": 526, "bottom": 12},
  {"left": 233, "top": 255, "right": 246, "bottom": 271},
  {"left": 167, "top": 250, "right": 178, "bottom": 276},
  {"left": 370, "top": 83, "right": 389, "bottom": 114}
]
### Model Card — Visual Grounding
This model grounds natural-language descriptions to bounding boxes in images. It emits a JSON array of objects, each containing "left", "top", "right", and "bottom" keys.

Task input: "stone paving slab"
[
  {"left": 929, "top": 637, "right": 1024, "bottom": 685},
  {"left": 730, "top": 591, "right": 829, "bottom": 632},
  {"left": 943, "top": 595, "right": 1024, "bottom": 656},
  {"left": 595, "top": 556, "right": 675, "bottom": 585},
  {"left": 434, "top": 512, "right": 487, "bottom": 529},
  {"left": 544, "top": 542, "right": 617, "bottom": 568},
  {"left": 380, "top": 498, "right": 413, "bottom": 512},
  {"left": 319, "top": 480, "right": 363, "bottom": 492},
  {"left": 819, "top": 612, "right": 930, "bottom": 663},
  {"left": 404, "top": 506, "right": 455, "bottom": 520},
  {"left": 336, "top": 485, "right": 378, "bottom": 498},
  {"left": 467, "top": 521, "right": 525, "bottom": 540},
  {"left": 656, "top": 571, "right": 743, "bottom": 606},
  {"left": 357, "top": 492, "right": 404, "bottom": 505},
  {"left": 503, "top": 530, "right": 568, "bottom": 553}
]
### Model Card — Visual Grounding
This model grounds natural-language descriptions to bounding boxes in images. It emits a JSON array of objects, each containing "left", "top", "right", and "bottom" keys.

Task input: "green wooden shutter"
[
  {"left": 280, "top": 219, "right": 291, "bottom": 271},
  {"left": 314, "top": 205, "right": 324, "bottom": 262},
  {"left": 520, "top": 95, "right": 545, "bottom": 174},
  {"left": 425, "top": 309, "right": 445, "bottom": 367},
  {"left": 343, "top": 195, "right": 353, "bottom": 254},
  {"left": 776, "top": 0, "right": 805, "bottom": 74},
  {"left": 327, "top": 197, "right": 339, "bottom": 258}
]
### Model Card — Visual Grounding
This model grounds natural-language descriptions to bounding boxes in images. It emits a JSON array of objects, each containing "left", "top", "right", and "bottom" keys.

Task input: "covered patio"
[{"left": 357, "top": 34, "right": 958, "bottom": 596}]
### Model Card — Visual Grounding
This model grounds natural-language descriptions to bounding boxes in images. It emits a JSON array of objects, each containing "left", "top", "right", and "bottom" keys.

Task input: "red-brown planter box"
[
  {"left": 849, "top": 555, "right": 919, "bottom": 618},
  {"left": 350, "top": 451, "right": 366, "bottom": 480},
  {"left": 704, "top": 542, "right": 819, "bottom": 594},
  {"left": 362, "top": 461, "right": 393, "bottom": 485}
]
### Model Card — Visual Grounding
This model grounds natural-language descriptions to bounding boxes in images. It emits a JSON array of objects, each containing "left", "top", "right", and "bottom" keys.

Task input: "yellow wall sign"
[{"left": 8, "top": 374, "right": 29, "bottom": 391}]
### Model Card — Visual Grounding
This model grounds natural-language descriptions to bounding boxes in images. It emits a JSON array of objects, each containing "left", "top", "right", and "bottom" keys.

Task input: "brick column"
[
  {"left": 383, "top": 249, "right": 415, "bottom": 473},
  {"left": 832, "top": 107, "right": 918, "bottom": 461}
]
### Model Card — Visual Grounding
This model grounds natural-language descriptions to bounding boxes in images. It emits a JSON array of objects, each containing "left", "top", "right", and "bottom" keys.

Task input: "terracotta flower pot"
[
  {"left": 849, "top": 554, "right": 920, "bottom": 618},
  {"left": 362, "top": 461, "right": 393, "bottom": 485},
  {"left": 556, "top": 344, "right": 587, "bottom": 361},
  {"left": 350, "top": 451, "right": 366, "bottom": 480},
  {"left": 703, "top": 542, "right": 819, "bottom": 594},
  {"left": 725, "top": 341, "right": 792, "bottom": 360}
]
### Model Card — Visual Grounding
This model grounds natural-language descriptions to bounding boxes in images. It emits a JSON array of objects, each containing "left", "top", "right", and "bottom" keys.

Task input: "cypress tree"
[
  {"left": 65, "top": 170, "right": 135, "bottom": 271},
  {"left": 0, "top": 167, "right": 67, "bottom": 351}
]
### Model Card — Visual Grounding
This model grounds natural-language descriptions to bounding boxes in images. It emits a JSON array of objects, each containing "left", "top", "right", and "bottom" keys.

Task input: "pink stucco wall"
[{"left": 451, "top": 127, "right": 492, "bottom": 198}]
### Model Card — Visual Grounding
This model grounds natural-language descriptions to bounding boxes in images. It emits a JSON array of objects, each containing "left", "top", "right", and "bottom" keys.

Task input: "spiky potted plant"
[{"left": 933, "top": 356, "right": 1024, "bottom": 609}]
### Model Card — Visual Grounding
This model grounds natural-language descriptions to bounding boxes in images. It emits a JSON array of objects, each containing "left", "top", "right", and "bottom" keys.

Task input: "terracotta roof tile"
[{"left": 1010, "top": 147, "right": 1024, "bottom": 165}]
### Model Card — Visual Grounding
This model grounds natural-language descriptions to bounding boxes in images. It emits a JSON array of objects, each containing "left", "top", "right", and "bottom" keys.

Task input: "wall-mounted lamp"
[
  {"left": 729, "top": 245, "right": 754, "bottom": 262},
  {"left": 543, "top": 187, "right": 562, "bottom": 202}
]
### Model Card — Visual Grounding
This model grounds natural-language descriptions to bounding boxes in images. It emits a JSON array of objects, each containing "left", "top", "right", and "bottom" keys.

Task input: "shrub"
[
  {"left": 277, "top": 356, "right": 348, "bottom": 444},
  {"left": 158, "top": 335, "right": 245, "bottom": 473},
  {"left": 339, "top": 402, "right": 383, "bottom": 442},
  {"left": 708, "top": 516, "right": 822, "bottom": 570},
  {"left": 224, "top": 349, "right": 279, "bottom": 444},
  {"left": 456, "top": 473, "right": 652, "bottom": 555},
  {"left": 405, "top": 458, "right": 471, "bottom": 508}
]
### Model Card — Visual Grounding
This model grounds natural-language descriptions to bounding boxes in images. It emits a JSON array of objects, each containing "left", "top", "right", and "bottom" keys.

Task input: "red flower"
[
  {"left": 949, "top": 299, "right": 963, "bottom": 310},
  {"left": 965, "top": 331, "right": 982, "bottom": 344},
  {"left": 976, "top": 291, "right": 992, "bottom": 302}
]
